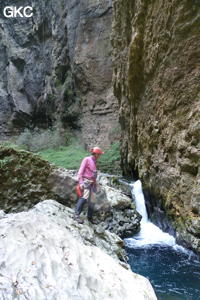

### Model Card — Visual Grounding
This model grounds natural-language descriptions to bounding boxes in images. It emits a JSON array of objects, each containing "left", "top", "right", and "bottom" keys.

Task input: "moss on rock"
[
  {"left": 112, "top": 0, "right": 200, "bottom": 254},
  {"left": 0, "top": 146, "right": 61, "bottom": 212}
]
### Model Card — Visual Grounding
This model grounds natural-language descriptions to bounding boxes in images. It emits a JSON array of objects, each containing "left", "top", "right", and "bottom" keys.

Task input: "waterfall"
[
  {"left": 125, "top": 180, "right": 185, "bottom": 250},
  {"left": 125, "top": 180, "right": 200, "bottom": 299},
  {"left": 130, "top": 180, "right": 148, "bottom": 223}
]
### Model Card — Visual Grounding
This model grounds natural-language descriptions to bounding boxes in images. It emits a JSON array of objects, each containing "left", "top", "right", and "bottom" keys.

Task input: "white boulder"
[{"left": 0, "top": 200, "right": 157, "bottom": 300}]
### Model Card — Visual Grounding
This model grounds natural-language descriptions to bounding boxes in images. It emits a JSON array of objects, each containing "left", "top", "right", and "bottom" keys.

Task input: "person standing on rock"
[{"left": 74, "top": 146, "right": 104, "bottom": 224}]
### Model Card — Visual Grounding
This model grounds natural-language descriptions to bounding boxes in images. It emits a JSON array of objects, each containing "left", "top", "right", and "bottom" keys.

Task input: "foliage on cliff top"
[
  {"left": 38, "top": 143, "right": 88, "bottom": 170},
  {"left": 98, "top": 142, "right": 121, "bottom": 174},
  {"left": 1, "top": 129, "right": 121, "bottom": 174},
  {"left": 38, "top": 141, "right": 121, "bottom": 175},
  {"left": 14, "top": 127, "right": 69, "bottom": 152}
]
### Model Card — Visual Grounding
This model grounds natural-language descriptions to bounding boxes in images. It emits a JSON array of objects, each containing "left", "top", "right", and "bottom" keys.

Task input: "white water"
[{"left": 125, "top": 180, "right": 186, "bottom": 252}]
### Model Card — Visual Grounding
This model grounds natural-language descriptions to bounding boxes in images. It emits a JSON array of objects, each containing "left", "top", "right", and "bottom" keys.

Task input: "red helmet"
[{"left": 90, "top": 147, "right": 104, "bottom": 154}]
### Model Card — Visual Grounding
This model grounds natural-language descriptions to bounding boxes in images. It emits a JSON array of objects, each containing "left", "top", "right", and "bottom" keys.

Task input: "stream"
[{"left": 124, "top": 180, "right": 200, "bottom": 300}]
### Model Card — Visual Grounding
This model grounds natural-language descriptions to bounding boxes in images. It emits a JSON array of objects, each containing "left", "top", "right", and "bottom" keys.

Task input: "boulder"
[
  {"left": 0, "top": 200, "right": 157, "bottom": 300},
  {"left": 0, "top": 146, "right": 141, "bottom": 238},
  {"left": 94, "top": 175, "right": 141, "bottom": 237}
]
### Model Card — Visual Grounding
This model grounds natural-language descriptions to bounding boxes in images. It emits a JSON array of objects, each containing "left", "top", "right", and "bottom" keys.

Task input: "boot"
[
  {"left": 74, "top": 214, "right": 84, "bottom": 224},
  {"left": 87, "top": 217, "right": 98, "bottom": 225}
]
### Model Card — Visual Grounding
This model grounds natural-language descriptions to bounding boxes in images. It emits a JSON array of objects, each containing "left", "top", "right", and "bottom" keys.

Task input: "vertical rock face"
[
  {"left": 0, "top": 0, "right": 74, "bottom": 135},
  {"left": 71, "top": 0, "right": 119, "bottom": 148},
  {"left": 0, "top": 0, "right": 118, "bottom": 148},
  {"left": 112, "top": 0, "right": 200, "bottom": 252}
]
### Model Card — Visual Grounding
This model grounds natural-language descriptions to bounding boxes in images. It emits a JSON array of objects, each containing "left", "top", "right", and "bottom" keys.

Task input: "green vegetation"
[
  {"left": 0, "top": 156, "right": 12, "bottom": 169},
  {"left": 98, "top": 142, "right": 121, "bottom": 174},
  {"left": 38, "top": 141, "right": 121, "bottom": 174},
  {"left": 1, "top": 126, "right": 70, "bottom": 152},
  {"left": 15, "top": 127, "right": 69, "bottom": 152},
  {"left": 0, "top": 141, "right": 20, "bottom": 150},
  {"left": 37, "top": 141, "right": 120, "bottom": 174},
  {"left": 1, "top": 130, "right": 121, "bottom": 173},
  {"left": 108, "top": 125, "right": 121, "bottom": 138},
  {"left": 38, "top": 142, "right": 88, "bottom": 169}
]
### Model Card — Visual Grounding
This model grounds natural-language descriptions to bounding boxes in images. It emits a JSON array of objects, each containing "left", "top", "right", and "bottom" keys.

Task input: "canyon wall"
[
  {"left": 0, "top": 0, "right": 118, "bottom": 148},
  {"left": 71, "top": 0, "right": 119, "bottom": 148},
  {"left": 0, "top": 0, "right": 73, "bottom": 135},
  {"left": 112, "top": 0, "right": 200, "bottom": 253}
]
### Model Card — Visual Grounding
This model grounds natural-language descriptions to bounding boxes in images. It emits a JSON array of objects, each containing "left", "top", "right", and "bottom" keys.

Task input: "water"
[
  {"left": 127, "top": 245, "right": 200, "bottom": 300},
  {"left": 125, "top": 180, "right": 200, "bottom": 300}
]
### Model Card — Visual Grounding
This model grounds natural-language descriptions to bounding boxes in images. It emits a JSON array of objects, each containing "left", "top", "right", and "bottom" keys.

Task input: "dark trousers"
[{"left": 75, "top": 197, "right": 94, "bottom": 219}]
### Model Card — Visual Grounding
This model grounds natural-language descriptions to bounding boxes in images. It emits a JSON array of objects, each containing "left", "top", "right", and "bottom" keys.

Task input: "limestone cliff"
[
  {"left": 112, "top": 0, "right": 200, "bottom": 253},
  {"left": 0, "top": 0, "right": 74, "bottom": 134},
  {"left": 0, "top": 0, "right": 118, "bottom": 148},
  {"left": 72, "top": 0, "right": 119, "bottom": 148}
]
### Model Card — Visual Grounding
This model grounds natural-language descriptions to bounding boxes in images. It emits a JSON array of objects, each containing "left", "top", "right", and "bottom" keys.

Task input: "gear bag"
[{"left": 76, "top": 184, "right": 83, "bottom": 198}]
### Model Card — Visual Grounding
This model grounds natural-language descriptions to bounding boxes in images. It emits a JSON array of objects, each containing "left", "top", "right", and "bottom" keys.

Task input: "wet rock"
[
  {"left": 112, "top": 0, "right": 200, "bottom": 253},
  {"left": 0, "top": 210, "right": 5, "bottom": 218},
  {"left": 94, "top": 184, "right": 141, "bottom": 238}
]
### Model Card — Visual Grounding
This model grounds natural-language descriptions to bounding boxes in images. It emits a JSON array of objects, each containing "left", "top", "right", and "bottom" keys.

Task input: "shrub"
[
  {"left": 38, "top": 141, "right": 121, "bottom": 174},
  {"left": 98, "top": 142, "right": 121, "bottom": 174},
  {"left": 38, "top": 142, "right": 88, "bottom": 169},
  {"left": 15, "top": 127, "right": 70, "bottom": 152}
]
